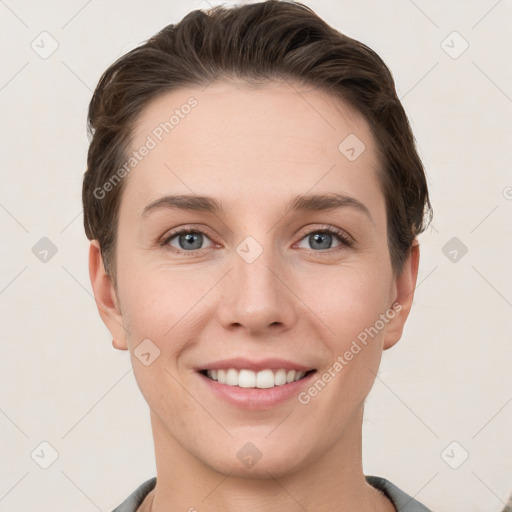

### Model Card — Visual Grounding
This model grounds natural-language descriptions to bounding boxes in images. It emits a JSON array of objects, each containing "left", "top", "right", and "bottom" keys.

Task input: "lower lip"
[{"left": 197, "top": 371, "right": 317, "bottom": 410}]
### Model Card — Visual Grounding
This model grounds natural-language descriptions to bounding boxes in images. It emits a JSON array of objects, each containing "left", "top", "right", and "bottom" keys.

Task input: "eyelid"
[
  {"left": 160, "top": 223, "right": 355, "bottom": 253},
  {"left": 160, "top": 224, "right": 217, "bottom": 251},
  {"left": 295, "top": 224, "right": 354, "bottom": 246}
]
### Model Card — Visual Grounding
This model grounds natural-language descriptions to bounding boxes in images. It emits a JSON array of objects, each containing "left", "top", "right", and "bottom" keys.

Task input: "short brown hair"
[{"left": 83, "top": 0, "right": 432, "bottom": 283}]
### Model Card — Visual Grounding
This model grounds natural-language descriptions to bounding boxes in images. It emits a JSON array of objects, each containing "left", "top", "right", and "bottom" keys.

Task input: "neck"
[{"left": 145, "top": 406, "right": 395, "bottom": 512}]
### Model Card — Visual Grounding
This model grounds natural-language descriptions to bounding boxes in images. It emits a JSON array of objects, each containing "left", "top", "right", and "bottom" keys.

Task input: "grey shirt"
[{"left": 112, "top": 475, "right": 433, "bottom": 511}]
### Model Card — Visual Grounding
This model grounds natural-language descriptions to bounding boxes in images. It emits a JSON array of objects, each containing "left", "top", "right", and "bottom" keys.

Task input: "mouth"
[{"left": 198, "top": 368, "right": 317, "bottom": 389}]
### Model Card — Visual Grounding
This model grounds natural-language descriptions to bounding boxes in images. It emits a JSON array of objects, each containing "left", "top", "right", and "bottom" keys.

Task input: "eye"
[
  {"left": 162, "top": 228, "right": 215, "bottom": 252},
  {"left": 296, "top": 226, "right": 353, "bottom": 251},
  {"left": 160, "top": 225, "right": 354, "bottom": 254}
]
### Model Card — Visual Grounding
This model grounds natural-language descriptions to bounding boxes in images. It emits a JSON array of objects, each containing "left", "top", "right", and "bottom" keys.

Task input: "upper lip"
[{"left": 196, "top": 357, "right": 315, "bottom": 372}]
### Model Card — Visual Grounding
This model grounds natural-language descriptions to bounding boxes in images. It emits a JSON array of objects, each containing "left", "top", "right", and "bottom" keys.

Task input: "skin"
[{"left": 89, "top": 80, "right": 420, "bottom": 512}]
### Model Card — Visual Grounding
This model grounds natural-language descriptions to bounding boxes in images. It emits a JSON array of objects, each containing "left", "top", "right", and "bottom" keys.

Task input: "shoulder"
[
  {"left": 111, "top": 477, "right": 157, "bottom": 512},
  {"left": 111, "top": 475, "right": 434, "bottom": 512},
  {"left": 365, "top": 475, "right": 435, "bottom": 511}
]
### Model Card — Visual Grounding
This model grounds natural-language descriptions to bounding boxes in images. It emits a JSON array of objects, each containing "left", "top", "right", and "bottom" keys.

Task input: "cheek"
[
  {"left": 118, "top": 262, "right": 213, "bottom": 354},
  {"left": 309, "top": 265, "right": 392, "bottom": 343},
  {"left": 118, "top": 271, "right": 203, "bottom": 414}
]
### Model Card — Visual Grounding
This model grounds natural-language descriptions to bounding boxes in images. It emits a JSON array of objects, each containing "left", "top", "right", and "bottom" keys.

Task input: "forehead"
[{"left": 122, "top": 80, "right": 383, "bottom": 215}]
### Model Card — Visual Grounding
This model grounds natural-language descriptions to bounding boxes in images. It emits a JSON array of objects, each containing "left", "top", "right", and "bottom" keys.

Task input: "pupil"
[
  {"left": 181, "top": 233, "right": 202, "bottom": 250},
  {"left": 311, "top": 232, "right": 331, "bottom": 249}
]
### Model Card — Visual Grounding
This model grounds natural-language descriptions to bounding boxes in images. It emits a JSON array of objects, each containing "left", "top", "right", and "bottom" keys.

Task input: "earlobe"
[
  {"left": 112, "top": 338, "right": 125, "bottom": 349},
  {"left": 383, "top": 240, "right": 420, "bottom": 350},
  {"left": 88, "top": 240, "right": 129, "bottom": 350}
]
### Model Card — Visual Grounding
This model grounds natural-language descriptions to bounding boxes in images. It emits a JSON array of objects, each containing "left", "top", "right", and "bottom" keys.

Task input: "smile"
[{"left": 199, "top": 368, "right": 317, "bottom": 388}]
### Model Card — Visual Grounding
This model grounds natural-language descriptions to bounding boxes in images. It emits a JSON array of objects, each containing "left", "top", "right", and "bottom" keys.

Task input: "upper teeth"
[{"left": 206, "top": 368, "right": 307, "bottom": 388}]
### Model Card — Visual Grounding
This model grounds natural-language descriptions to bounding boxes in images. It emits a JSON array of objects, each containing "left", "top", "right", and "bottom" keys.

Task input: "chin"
[{"left": 202, "top": 444, "right": 310, "bottom": 480}]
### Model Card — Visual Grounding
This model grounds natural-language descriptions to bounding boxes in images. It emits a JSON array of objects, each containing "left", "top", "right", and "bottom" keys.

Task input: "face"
[{"left": 91, "top": 80, "right": 418, "bottom": 479}]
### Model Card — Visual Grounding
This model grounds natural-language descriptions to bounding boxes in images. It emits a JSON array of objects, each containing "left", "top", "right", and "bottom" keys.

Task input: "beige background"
[{"left": 0, "top": 0, "right": 511, "bottom": 510}]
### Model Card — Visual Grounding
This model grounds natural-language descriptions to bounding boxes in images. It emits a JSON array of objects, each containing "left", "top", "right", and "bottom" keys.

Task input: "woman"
[{"left": 83, "top": 1, "right": 433, "bottom": 510}]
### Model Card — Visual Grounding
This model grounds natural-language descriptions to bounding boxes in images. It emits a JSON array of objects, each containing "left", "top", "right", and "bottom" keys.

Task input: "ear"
[
  {"left": 383, "top": 240, "right": 420, "bottom": 350},
  {"left": 88, "top": 240, "right": 128, "bottom": 350}
]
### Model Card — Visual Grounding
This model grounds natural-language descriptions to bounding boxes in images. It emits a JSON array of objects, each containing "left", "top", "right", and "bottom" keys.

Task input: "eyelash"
[{"left": 159, "top": 225, "right": 354, "bottom": 254}]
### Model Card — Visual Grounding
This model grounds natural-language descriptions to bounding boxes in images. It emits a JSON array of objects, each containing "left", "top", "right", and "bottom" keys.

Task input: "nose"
[{"left": 216, "top": 238, "right": 297, "bottom": 336}]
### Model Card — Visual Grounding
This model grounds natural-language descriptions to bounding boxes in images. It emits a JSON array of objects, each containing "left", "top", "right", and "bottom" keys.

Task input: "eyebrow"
[{"left": 140, "top": 192, "right": 373, "bottom": 222}]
